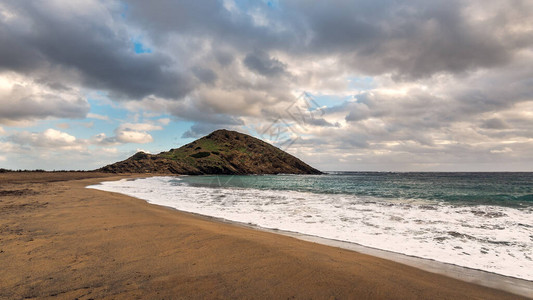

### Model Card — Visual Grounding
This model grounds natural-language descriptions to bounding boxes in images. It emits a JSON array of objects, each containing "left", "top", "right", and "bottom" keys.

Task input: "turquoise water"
[
  {"left": 89, "top": 172, "right": 533, "bottom": 280},
  {"left": 177, "top": 172, "right": 533, "bottom": 207}
]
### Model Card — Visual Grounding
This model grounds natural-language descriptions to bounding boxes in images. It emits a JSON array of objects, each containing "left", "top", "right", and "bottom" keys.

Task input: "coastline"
[
  {"left": 0, "top": 172, "right": 530, "bottom": 299},
  {"left": 169, "top": 211, "right": 533, "bottom": 297}
]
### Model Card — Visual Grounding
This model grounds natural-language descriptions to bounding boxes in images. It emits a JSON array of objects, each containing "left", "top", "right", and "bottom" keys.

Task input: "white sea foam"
[{"left": 88, "top": 176, "right": 533, "bottom": 281}]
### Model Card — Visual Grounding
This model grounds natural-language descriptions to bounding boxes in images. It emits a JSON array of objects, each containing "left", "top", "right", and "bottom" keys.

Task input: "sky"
[{"left": 0, "top": 0, "right": 532, "bottom": 172}]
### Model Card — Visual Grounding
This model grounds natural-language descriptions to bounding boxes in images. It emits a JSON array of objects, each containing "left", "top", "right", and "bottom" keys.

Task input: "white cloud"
[
  {"left": 117, "top": 123, "right": 163, "bottom": 132},
  {"left": 116, "top": 130, "right": 153, "bottom": 144},
  {"left": 91, "top": 133, "right": 109, "bottom": 145},
  {"left": 136, "top": 148, "right": 151, "bottom": 154},
  {"left": 0, "top": 141, "right": 18, "bottom": 153},
  {"left": 87, "top": 113, "right": 110, "bottom": 121},
  {"left": 113, "top": 122, "right": 163, "bottom": 144},
  {"left": 92, "top": 122, "right": 164, "bottom": 145},
  {"left": 1, "top": 129, "right": 128, "bottom": 170},
  {"left": 490, "top": 147, "right": 513, "bottom": 154},
  {"left": 42, "top": 128, "right": 76, "bottom": 144},
  {"left": 8, "top": 128, "right": 82, "bottom": 150},
  {"left": 0, "top": 72, "right": 89, "bottom": 124}
]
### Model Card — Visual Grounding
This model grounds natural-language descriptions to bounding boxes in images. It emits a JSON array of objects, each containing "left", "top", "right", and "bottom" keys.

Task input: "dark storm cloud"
[
  {"left": 2, "top": 0, "right": 530, "bottom": 111},
  {"left": 124, "top": 0, "right": 531, "bottom": 79},
  {"left": 123, "top": 0, "right": 304, "bottom": 52},
  {"left": 0, "top": 24, "right": 44, "bottom": 72},
  {"left": 288, "top": 0, "right": 516, "bottom": 77},
  {"left": 243, "top": 50, "right": 287, "bottom": 77},
  {"left": 480, "top": 118, "right": 510, "bottom": 130},
  {"left": 192, "top": 67, "right": 217, "bottom": 85},
  {"left": 0, "top": 1, "right": 193, "bottom": 100}
]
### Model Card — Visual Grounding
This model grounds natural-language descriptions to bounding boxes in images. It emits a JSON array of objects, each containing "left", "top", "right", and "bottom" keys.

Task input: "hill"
[{"left": 98, "top": 129, "right": 322, "bottom": 175}]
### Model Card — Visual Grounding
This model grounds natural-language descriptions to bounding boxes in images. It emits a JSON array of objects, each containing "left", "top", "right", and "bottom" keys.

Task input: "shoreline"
[
  {"left": 283, "top": 230, "right": 533, "bottom": 297},
  {"left": 96, "top": 183, "right": 533, "bottom": 298},
  {"left": 193, "top": 215, "right": 533, "bottom": 297},
  {"left": 1, "top": 172, "right": 530, "bottom": 299},
  {"left": 89, "top": 176, "right": 533, "bottom": 290}
]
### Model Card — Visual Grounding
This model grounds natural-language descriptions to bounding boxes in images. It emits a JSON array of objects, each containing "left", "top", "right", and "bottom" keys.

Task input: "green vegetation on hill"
[{"left": 99, "top": 129, "right": 322, "bottom": 175}]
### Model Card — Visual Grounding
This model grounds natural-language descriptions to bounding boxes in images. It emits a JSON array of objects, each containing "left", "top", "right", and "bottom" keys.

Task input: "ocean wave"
[{"left": 88, "top": 176, "right": 533, "bottom": 281}]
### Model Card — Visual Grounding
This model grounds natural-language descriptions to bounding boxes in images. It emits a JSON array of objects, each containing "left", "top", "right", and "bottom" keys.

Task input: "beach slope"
[{"left": 0, "top": 173, "right": 527, "bottom": 299}]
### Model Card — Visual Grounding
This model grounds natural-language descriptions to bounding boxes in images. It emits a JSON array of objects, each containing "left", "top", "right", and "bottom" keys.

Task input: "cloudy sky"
[{"left": 0, "top": 0, "right": 532, "bottom": 171}]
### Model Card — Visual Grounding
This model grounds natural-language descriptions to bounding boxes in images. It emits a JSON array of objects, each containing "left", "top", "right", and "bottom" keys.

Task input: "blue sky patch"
[{"left": 132, "top": 39, "right": 152, "bottom": 54}]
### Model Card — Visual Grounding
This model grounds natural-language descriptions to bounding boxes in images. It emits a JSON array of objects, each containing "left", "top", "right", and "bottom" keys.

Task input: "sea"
[{"left": 87, "top": 172, "right": 533, "bottom": 281}]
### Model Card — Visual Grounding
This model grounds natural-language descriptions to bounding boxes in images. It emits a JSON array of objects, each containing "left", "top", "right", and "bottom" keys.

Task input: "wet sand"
[{"left": 0, "top": 172, "right": 529, "bottom": 299}]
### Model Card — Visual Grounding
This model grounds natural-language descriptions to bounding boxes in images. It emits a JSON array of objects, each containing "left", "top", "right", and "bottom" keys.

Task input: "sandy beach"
[{"left": 0, "top": 172, "right": 529, "bottom": 299}]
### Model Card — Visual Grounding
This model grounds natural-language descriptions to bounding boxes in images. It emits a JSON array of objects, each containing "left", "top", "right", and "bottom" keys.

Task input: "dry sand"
[{"left": 0, "top": 172, "right": 529, "bottom": 299}]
